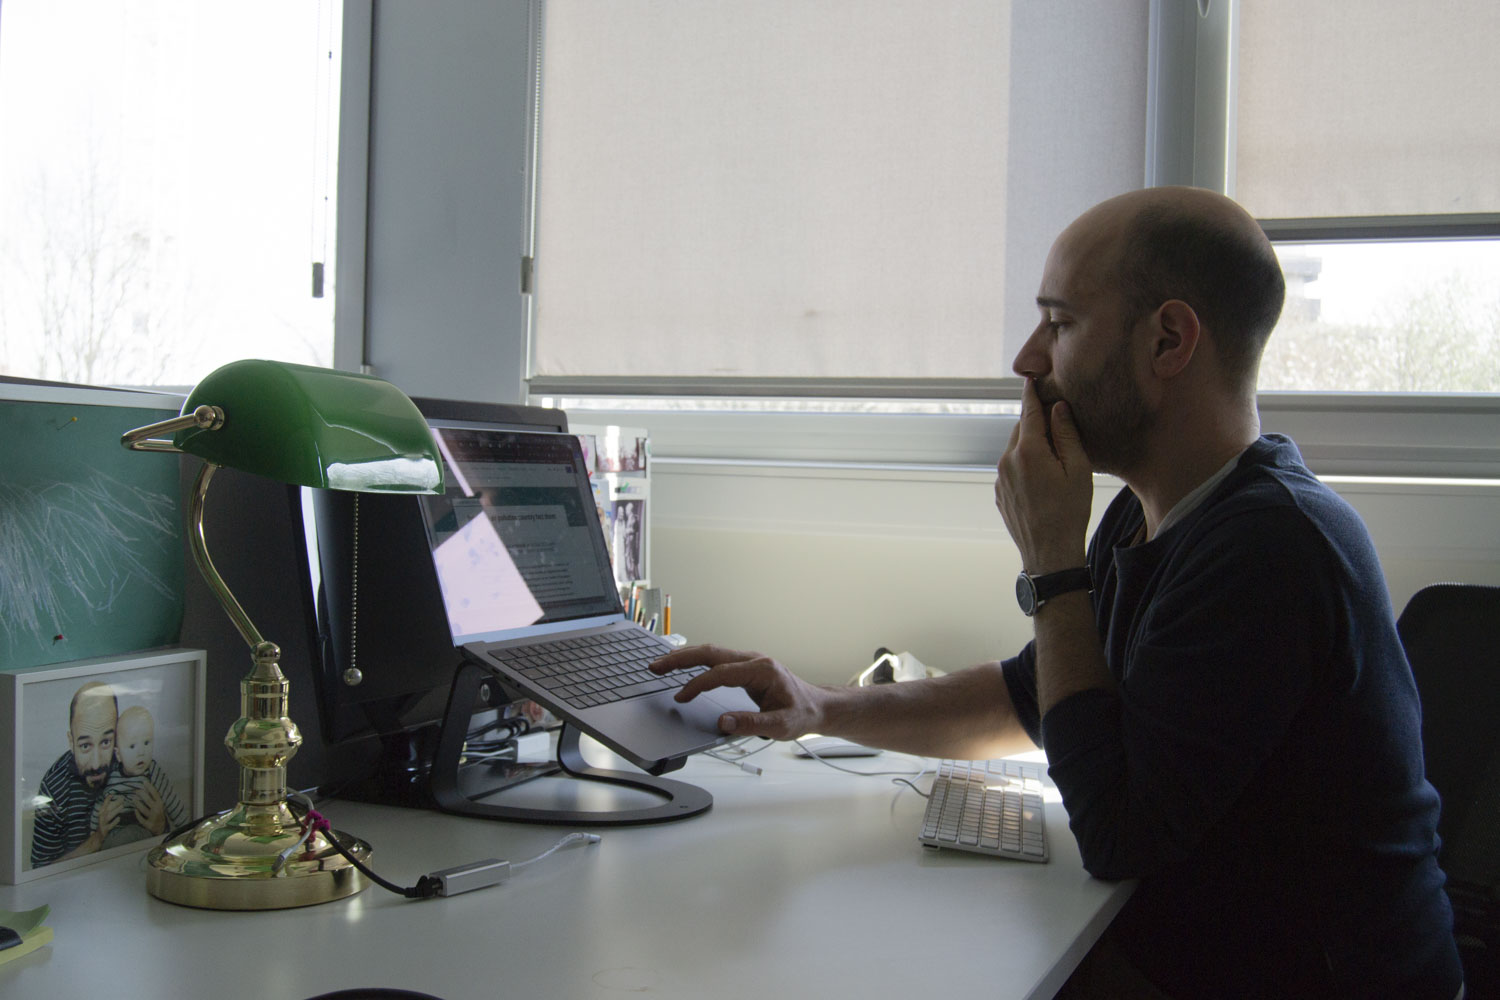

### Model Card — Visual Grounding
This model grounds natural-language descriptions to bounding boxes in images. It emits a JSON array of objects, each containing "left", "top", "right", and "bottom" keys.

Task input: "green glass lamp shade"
[{"left": 175, "top": 359, "right": 443, "bottom": 493}]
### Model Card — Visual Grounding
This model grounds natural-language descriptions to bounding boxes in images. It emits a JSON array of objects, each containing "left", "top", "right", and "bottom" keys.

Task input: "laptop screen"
[{"left": 419, "top": 426, "right": 623, "bottom": 645}]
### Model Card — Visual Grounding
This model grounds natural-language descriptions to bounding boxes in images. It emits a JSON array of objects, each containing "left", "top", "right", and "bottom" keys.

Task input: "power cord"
[
  {"left": 790, "top": 738, "right": 929, "bottom": 779},
  {"left": 282, "top": 793, "right": 599, "bottom": 899},
  {"left": 706, "top": 736, "right": 776, "bottom": 775},
  {"left": 788, "top": 738, "right": 937, "bottom": 804},
  {"left": 891, "top": 774, "right": 934, "bottom": 798},
  {"left": 710, "top": 735, "right": 933, "bottom": 786}
]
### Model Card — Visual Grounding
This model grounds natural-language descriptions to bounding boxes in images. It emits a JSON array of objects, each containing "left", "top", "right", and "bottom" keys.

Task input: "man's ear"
[{"left": 1150, "top": 299, "right": 1201, "bottom": 379}]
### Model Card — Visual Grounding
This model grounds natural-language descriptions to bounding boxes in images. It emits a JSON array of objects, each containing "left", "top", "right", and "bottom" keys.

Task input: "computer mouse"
[{"left": 793, "top": 735, "right": 883, "bottom": 758}]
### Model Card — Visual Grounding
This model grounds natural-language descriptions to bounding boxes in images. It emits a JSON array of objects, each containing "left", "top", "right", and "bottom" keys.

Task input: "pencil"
[{"left": 663, "top": 595, "right": 672, "bottom": 635}]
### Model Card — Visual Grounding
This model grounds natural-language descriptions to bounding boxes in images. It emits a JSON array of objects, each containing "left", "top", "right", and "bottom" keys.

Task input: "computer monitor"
[{"left": 293, "top": 397, "right": 568, "bottom": 804}]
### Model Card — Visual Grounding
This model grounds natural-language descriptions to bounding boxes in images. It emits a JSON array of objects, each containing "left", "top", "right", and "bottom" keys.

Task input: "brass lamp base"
[{"left": 145, "top": 803, "right": 371, "bottom": 910}]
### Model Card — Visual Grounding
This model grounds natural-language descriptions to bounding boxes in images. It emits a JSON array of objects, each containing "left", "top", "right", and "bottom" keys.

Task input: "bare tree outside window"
[
  {"left": 0, "top": 1, "right": 340, "bottom": 390},
  {"left": 9, "top": 158, "right": 182, "bottom": 386},
  {"left": 1261, "top": 243, "right": 1500, "bottom": 394}
]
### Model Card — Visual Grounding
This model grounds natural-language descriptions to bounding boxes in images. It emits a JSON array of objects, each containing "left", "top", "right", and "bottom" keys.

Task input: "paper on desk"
[{"left": 0, "top": 905, "right": 53, "bottom": 966}]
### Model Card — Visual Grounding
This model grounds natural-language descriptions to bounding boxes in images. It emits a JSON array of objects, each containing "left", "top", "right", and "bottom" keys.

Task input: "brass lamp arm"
[
  {"left": 121, "top": 404, "right": 271, "bottom": 656},
  {"left": 121, "top": 404, "right": 225, "bottom": 452},
  {"left": 187, "top": 461, "right": 273, "bottom": 657}
]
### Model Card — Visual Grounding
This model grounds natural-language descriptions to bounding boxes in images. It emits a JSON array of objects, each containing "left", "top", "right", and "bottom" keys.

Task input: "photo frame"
[{"left": 0, "top": 648, "right": 205, "bottom": 883}]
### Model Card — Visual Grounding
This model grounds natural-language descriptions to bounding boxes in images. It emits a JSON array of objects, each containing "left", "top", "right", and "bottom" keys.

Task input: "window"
[
  {"left": 529, "top": 1, "right": 1148, "bottom": 396},
  {"left": 521, "top": 1, "right": 1498, "bottom": 475},
  {"left": 1235, "top": 0, "right": 1500, "bottom": 394},
  {"left": 0, "top": 0, "right": 342, "bottom": 389},
  {"left": 1261, "top": 241, "right": 1500, "bottom": 393}
]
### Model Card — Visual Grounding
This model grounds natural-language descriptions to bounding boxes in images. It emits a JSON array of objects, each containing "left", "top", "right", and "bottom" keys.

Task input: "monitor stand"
[{"left": 427, "top": 658, "right": 714, "bottom": 826}]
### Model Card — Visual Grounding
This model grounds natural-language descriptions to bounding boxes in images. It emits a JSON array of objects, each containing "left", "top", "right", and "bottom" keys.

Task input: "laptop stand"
[{"left": 428, "top": 657, "right": 714, "bottom": 825}]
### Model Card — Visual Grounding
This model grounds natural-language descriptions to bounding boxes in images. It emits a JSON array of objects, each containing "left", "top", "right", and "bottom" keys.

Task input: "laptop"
[{"left": 418, "top": 424, "right": 757, "bottom": 775}]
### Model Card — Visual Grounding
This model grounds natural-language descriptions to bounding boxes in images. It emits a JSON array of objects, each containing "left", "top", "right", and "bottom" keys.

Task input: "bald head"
[
  {"left": 67, "top": 682, "right": 118, "bottom": 791},
  {"left": 1068, "top": 186, "right": 1285, "bottom": 390}
]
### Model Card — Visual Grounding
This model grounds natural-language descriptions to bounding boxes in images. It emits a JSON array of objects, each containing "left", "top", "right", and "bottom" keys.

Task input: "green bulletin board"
[{"left": 0, "top": 381, "right": 187, "bottom": 669}]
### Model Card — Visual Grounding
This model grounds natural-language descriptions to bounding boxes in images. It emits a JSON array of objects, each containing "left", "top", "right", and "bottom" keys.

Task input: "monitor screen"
[{"left": 420, "top": 426, "right": 623, "bottom": 646}]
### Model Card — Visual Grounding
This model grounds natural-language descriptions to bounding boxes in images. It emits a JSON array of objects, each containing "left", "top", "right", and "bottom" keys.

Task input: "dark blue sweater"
[{"left": 1002, "top": 435, "right": 1461, "bottom": 998}]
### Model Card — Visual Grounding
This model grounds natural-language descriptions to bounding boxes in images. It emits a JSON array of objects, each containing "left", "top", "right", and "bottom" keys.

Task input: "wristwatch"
[{"left": 1015, "top": 567, "right": 1092, "bottom": 617}]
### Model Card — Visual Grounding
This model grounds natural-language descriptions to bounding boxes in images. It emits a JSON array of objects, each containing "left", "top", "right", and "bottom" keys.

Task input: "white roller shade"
[
  {"left": 1236, "top": 0, "right": 1500, "bottom": 221},
  {"left": 532, "top": 1, "right": 1147, "bottom": 383}
]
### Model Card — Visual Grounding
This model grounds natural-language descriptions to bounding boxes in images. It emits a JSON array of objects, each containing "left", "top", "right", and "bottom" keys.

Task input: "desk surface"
[{"left": 0, "top": 747, "right": 1131, "bottom": 1000}]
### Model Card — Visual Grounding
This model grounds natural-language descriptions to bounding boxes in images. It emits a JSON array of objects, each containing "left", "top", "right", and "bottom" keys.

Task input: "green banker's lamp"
[{"left": 122, "top": 359, "right": 444, "bottom": 910}]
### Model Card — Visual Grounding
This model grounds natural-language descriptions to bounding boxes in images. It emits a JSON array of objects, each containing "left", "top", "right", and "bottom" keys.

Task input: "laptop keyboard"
[
  {"left": 919, "top": 758, "right": 1050, "bottom": 862},
  {"left": 486, "top": 629, "right": 707, "bottom": 710}
]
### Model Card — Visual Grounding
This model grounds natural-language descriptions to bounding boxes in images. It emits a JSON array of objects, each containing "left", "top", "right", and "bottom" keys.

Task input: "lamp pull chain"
[{"left": 344, "top": 494, "right": 363, "bottom": 687}]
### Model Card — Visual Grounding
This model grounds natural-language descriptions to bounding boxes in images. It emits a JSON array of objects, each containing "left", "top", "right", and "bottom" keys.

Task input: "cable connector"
[{"left": 424, "top": 858, "right": 511, "bottom": 897}]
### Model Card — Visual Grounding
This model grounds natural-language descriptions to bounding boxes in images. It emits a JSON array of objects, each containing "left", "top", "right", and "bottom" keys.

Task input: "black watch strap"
[{"left": 1016, "top": 567, "right": 1092, "bottom": 617}]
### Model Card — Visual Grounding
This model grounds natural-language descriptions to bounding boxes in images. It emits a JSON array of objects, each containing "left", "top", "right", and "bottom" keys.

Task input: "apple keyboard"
[{"left": 918, "top": 758, "right": 1049, "bottom": 862}]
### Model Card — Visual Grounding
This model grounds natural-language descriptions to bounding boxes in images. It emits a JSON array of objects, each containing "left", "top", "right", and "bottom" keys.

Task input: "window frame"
[{"left": 333, "top": 1, "right": 372, "bottom": 375}]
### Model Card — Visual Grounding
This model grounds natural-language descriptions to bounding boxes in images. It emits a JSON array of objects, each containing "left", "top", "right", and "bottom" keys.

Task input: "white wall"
[{"left": 650, "top": 464, "right": 1500, "bottom": 685}]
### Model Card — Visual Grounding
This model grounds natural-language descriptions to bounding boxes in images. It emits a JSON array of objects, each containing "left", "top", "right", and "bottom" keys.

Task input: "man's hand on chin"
[{"left": 995, "top": 378, "right": 1092, "bottom": 573}]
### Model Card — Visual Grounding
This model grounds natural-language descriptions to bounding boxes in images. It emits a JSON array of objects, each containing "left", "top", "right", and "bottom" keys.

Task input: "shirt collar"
[{"left": 1153, "top": 447, "right": 1249, "bottom": 540}]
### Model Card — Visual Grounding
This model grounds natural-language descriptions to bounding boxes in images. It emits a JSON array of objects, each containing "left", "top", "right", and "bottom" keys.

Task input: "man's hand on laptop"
[{"left": 651, "top": 644, "right": 826, "bottom": 739}]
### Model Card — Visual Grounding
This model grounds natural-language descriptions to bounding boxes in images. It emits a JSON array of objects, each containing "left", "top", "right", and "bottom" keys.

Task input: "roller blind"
[
  {"left": 1235, "top": 0, "right": 1500, "bottom": 221},
  {"left": 530, "top": 0, "right": 1147, "bottom": 385}
]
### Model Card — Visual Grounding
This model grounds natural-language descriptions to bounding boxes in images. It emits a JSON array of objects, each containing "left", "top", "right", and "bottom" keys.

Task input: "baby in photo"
[{"left": 90, "top": 705, "right": 189, "bottom": 849}]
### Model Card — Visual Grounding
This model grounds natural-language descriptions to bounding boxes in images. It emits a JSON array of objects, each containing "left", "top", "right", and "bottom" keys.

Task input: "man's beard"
[
  {"left": 1036, "top": 355, "right": 1152, "bottom": 477},
  {"left": 82, "top": 766, "right": 111, "bottom": 792}
]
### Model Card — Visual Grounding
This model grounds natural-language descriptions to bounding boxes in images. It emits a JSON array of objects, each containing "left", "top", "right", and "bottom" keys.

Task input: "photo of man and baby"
[{"left": 25, "top": 676, "right": 193, "bottom": 873}]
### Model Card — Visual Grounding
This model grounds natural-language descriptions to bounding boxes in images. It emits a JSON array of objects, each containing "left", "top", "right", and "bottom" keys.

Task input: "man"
[
  {"left": 652, "top": 187, "right": 1462, "bottom": 997},
  {"left": 28, "top": 681, "right": 169, "bottom": 865},
  {"left": 31, "top": 681, "right": 125, "bottom": 866}
]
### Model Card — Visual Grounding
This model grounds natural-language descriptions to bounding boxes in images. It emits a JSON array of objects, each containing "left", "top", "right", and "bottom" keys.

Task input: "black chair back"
[
  {"left": 1398, "top": 583, "right": 1500, "bottom": 869},
  {"left": 1398, "top": 582, "right": 1500, "bottom": 997}
]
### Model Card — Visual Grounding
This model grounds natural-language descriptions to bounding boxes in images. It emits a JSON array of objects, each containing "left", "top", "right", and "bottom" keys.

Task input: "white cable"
[
  {"left": 706, "top": 736, "right": 777, "bottom": 773},
  {"left": 712, "top": 736, "right": 775, "bottom": 759},
  {"left": 892, "top": 762, "right": 938, "bottom": 799},
  {"left": 791, "top": 739, "right": 929, "bottom": 778},
  {"left": 510, "top": 831, "right": 601, "bottom": 872}
]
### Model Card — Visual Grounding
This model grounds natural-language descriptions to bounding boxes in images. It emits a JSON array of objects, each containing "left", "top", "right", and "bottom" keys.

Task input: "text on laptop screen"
[{"left": 420, "top": 427, "right": 622, "bottom": 644}]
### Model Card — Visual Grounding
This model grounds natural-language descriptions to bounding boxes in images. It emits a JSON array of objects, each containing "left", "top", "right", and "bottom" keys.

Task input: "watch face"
[{"left": 1015, "top": 573, "right": 1038, "bottom": 615}]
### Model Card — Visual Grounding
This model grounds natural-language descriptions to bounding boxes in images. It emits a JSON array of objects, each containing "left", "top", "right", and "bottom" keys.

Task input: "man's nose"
[{"left": 1012, "top": 322, "right": 1051, "bottom": 379}]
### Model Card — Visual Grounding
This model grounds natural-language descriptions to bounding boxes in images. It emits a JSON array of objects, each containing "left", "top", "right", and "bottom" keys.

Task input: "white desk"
[{"left": 0, "top": 748, "right": 1131, "bottom": 1000}]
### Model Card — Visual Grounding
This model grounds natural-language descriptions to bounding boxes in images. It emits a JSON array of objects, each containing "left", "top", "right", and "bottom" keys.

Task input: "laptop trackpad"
[{"left": 659, "top": 687, "right": 744, "bottom": 733}]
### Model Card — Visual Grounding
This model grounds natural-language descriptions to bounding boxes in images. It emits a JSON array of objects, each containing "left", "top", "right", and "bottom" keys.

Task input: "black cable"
[
  {"left": 285, "top": 795, "right": 441, "bottom": 898},
  {"left": 466, "top": 715, "right": 530, "bottom": 742},
  {"left": 152, "top": 805, "right": 436, "bottom": 898},
  {"left": 158, "top": 794, "right": 593, "bottom": 902}
]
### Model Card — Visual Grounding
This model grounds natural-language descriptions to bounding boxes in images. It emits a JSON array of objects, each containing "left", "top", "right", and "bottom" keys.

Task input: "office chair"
[{"left": 1398, "top": 583, "right": 1500, "bottom": 997}]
